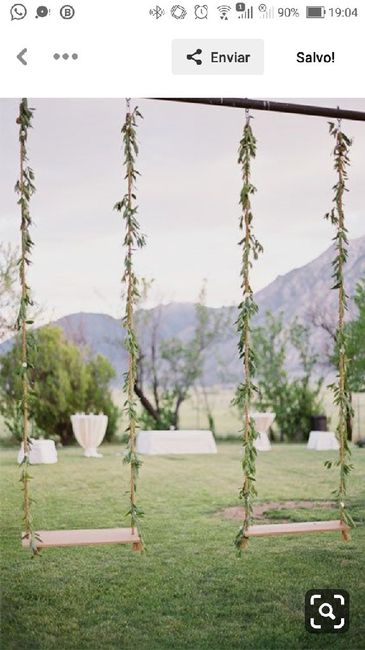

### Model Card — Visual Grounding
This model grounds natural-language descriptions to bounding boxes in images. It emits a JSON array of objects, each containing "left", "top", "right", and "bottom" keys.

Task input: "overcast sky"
[{"left": 0, "top": 98, "right": 364, "bottom": 321}]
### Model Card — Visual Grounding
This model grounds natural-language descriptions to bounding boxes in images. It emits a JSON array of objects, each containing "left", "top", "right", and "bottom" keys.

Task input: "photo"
[{"left": 1, "top": 95, "right": 364, "bottom": 649}]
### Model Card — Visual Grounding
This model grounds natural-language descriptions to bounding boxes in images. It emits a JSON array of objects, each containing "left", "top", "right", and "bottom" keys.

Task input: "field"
[
  {"left": 1, "top": 443, "right": 364, "bottom": 649},
  {"left": 1, "top": 388, "right": 364, "bottom": 445},
  {"left": 112, "top": 388, "right": 365, "bottom": 442}
]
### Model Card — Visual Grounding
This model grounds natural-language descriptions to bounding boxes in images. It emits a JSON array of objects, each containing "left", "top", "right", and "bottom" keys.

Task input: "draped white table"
[
  {"left": 307, "top": 430, "right": 339, "bottom": 451},
  {"left": 71, "top": 413, "right": 108, "bottom": 457},
  {"left": 17, "top": 439, "right": 58, "bottom": 464},
  {"left": 136, "top": 430, "right": 217, "bottom": 455},
  {"left": 251, "top": 412, "right": 275, "bottom": 451}
]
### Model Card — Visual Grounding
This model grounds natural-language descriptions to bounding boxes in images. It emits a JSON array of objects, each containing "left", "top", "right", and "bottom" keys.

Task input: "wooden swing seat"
[
  {"left": 22, "top": 527, "right": 142, "bottom": 551},
  {"left": 246, "top": 519, "right": 350, "bottom": 539}
]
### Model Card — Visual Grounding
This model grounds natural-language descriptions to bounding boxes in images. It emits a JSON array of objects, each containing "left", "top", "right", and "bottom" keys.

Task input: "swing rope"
[
  {"left": 114, "top": 99, "right": 145, "bottom": 549},
  {"left": 325, "top": 118, "right": 354, "bottom": 535},
  {"left": 15, "top": 99, "right": 38, "bottom": 554},
  {"left": 234, "top": 110, "right": 263, "bottom": 552}
]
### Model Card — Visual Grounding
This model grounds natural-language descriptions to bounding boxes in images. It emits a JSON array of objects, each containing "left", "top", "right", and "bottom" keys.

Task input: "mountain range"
[{"left": 49, "top": 235, "right": 365, "bottom": 385}]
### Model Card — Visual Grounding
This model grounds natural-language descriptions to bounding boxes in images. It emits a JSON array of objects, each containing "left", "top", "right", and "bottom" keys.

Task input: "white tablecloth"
[
  {"left": 251, "top": 412, "right": 275, "bottom": 451},
  {"left": 136, "top": 430, "right": 217, "bottom": 455},
  {"left": 307, "top": 430, "right": 339, "bottom": 451},
  {"left": 18, "top": 439, "right": 58, "bottom": 464},
  {"left": 71, "top": 413, "right": 108, "bottom": 457}
]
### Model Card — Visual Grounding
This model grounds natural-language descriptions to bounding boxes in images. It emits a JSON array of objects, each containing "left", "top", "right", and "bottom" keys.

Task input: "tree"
[
  {"left": 251, "top": 311, "right": 288, "bottom": 441},
  {"left": 135, "top": 321, "right": 205, "bottom": 430},
  {"left": 134, "top": 283, "right": 231, "bottom": 430},
  {"left": 192, "top": 282, "right": 234, "bottom": 435},
  {"left": 250, "top": 311, "right": 324, "bottom": 441},
  {"left": 311, "top": 276, "right": 365, "bottom": 438},
  {"left": 0, "top": 326, "right": 119, "bottom": 445},
  {"left": 0, "top": 244, "right": 19, "bottom": 341},
  {"left": 346, "top": 277, "right": 365, "bottom": 392},
  {"left": 286, "top": 319, "right": 324, "bottom": 439}
]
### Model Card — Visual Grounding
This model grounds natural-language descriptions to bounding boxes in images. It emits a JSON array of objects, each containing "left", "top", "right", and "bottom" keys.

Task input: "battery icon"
[{"left": 306, "top": 6, "right": 326, "bottom": 18}]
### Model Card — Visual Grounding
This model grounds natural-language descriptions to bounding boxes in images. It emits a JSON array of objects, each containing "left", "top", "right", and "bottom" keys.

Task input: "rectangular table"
[
  {"left": 136, "top": 430, "right": 217, "bottom": 455},
  {"left": 307, "top": 431, "right": 339, "bottom": 451}
]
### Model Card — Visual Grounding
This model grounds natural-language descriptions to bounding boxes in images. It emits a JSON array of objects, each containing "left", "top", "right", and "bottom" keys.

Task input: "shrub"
[{"left": 0, "top": 326, "right": 119, "bottom": 445}]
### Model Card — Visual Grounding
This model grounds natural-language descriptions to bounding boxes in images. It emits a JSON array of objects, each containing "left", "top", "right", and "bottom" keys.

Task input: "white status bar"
[{"left": 0, "top": 1, "right": 364, "bottom": 97}]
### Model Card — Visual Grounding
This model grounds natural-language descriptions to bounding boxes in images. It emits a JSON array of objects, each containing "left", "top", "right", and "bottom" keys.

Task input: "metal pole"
[{"left": 154, "top": 98, "right": 365, "bottom": 122}]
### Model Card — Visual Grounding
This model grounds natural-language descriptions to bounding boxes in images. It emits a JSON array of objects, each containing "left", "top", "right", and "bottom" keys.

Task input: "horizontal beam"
[{"left": 154, "top": 98, "right": 365, "bottom": 122}]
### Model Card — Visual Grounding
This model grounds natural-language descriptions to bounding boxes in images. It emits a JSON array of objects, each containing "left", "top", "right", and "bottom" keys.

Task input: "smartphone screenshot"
[{"left": 0, "top": 2, "right": 364, "bottom": 649}]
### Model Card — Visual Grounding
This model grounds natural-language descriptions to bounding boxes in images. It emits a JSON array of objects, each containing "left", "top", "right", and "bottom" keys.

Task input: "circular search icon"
[
  {"left": 10, "top": 3, "right": 27, "bottom": 20},
  {"left": 60, "top": 5, "right": 75, "bottom": 19},
  {"left": 318, "top": 603, "right": 336, "bottom": 620}
]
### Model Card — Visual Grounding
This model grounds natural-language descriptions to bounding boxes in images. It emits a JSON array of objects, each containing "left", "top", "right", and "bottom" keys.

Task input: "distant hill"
[
  {"left": 255, "top": 234, "right": 364, "bottom": 323},
  {"left": 53, "top": 235, "right": 365, "bottom": 385},
  {"left": 1, "top": 236, "right": 364, "bottom": 385}
]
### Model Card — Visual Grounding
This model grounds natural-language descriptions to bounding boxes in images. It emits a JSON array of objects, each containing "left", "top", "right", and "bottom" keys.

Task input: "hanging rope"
[
  {"left": 234, "top": 110, "right": 263, "bottom": 553},
  {"left": 15, "top": 99, "right": 38, "bottom": 554},
  {"left": 324, "top": 119, "right": 354, "bottom": 538},
  {"left": 114, "top": 100, "right": 145, "bottom": 549}
]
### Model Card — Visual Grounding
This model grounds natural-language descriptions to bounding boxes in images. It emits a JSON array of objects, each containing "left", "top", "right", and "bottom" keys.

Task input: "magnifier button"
[{"left": 319, "top": 603, "right": 336, "bottom": 620}]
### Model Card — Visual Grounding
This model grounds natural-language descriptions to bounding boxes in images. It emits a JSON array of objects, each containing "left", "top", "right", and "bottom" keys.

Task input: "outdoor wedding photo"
[{"left": 1, "top": 97, "right": 364, "bottom": 649}]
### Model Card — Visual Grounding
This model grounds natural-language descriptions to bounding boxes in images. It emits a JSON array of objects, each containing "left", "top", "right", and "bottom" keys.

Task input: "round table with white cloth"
[
  {"left": 71, "top": 413, "right": 108, "bottom": 457},
  {"left": 307, "top": 430, "right": 339, "bottom": 451},
  {"left": 17, "top": 439, "right": 58, "bottom": 464},
  {"left": 251, "top": 412, "right": 275, "bottom": 451}
]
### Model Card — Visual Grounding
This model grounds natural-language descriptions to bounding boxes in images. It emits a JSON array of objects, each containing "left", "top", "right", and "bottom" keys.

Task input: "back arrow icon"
[{"left": 17, "top": 48, "right": 28, "bottom": 65}]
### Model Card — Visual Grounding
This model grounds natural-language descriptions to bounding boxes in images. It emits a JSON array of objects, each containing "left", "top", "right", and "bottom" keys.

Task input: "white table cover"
[
  {"left": 71, "top": 413, "right": 108, "bottom": 457},
  {"left": 251, "top": 412, "right": 275, "bottom": 451},
  {"left": 307, "top": 430, "right": 339, "bottom": 451},
  {"left": 136, "top": 430, "right": 217, "bottom": 455},
  {"left": 17, "top": 439, "right": 58, "bottom": 465}
]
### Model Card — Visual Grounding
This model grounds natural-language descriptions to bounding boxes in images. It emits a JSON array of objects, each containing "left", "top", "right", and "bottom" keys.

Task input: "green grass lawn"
[{"left": 1, "top": 443, "right": 364, "bottom": 650}]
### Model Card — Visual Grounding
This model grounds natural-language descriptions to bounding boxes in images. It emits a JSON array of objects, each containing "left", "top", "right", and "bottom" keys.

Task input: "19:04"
[{"left": 329, "top": 7, "right": 358, "bottom": 17}]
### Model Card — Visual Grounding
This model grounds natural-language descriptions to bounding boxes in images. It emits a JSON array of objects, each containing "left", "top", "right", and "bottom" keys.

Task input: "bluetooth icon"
[{"left": 149, "top": 5, "right": 165, "bottom": 19}]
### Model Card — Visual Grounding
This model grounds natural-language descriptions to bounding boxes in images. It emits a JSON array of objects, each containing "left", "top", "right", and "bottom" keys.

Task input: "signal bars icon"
[
  {"left": 258, "top": 4, "right": 275, "bottom": 18},
  {"left": 149, "top": 5, "right": 165, "bottom": 19},
  {"left": 235, "top": 3, "right": 254, "bottom": 19}
]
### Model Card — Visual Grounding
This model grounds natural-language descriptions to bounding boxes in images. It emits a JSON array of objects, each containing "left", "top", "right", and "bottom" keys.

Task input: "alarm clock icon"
[{"left": 195, "top": 5, "right": 208, "bottom": 19}]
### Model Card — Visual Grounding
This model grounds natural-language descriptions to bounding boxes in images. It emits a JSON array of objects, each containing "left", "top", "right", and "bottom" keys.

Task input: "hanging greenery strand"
[
  {"left": 324, "top": 119, "right": 354, "bottom": 537},
  {"left": 233, "top": 110, "right": 263, "bottom": 553},
  {"left": 114, "top": 100, "right": 145, "bottom": 550},
  {"left": 15, "top": 98, "right": 39, "bottom": 555}
]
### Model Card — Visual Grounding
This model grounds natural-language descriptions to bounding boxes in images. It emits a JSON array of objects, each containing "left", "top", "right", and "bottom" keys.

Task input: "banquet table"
[
  {"left": 307, "top": 430, "right": 339, "bottom": 451},
  {"left": 136, "top": 430, "right": 217, "bottom": 455},
  {"left": 71, "top": 413, "right": 108, "bottom": 457},
  {"left": 17, "top": 439, "right": 58, "bottom": 464},
  {"left": 251, "top": 412, "right": 275, "bottom": 451}
]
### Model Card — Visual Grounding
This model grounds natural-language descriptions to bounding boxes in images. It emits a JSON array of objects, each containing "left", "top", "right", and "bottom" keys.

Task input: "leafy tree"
[
  {"left": 346, "top": 277, "right": 365, "bottom": 392},
  {"left": 194, "top": 282, "right": 234, "bottom": 435},
  {"left": 135, "top": 283, "right": 231, "bottom": 430},
  {"left": 251, "top": 311, "right": 324, "bottom": 441},
  {"left": 136, "top": 326, "right": 204, "bottom": 430},
  {"left": 0, "top": 244, "right": 18, "bottom": 341},
  {"left": 251, "top": 312, "right": 288, "bottom": 441},
  {"left": 0, "top": 326, "right": 119, "bottom": 445},
  {"left": 310, "top": 277, "right": 365, "bottom": 438}
]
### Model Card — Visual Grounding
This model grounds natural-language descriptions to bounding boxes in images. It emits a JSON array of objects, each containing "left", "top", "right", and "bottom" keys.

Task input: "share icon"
[{"left": 186, "top": 48, "right": 203, "bottom": 65}]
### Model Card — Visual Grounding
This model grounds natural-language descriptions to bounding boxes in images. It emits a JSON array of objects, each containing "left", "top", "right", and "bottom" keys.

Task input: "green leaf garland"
[
  {"left": 233, "top": 111, "right": 263, "bottom": 553},
  {"left": 325, "top": 120, "right": 354, "bottom": 533},
  {"left": 114, "top": 100, "right": 145, "bottom": 549},
  {"left": 15, "top": 98, "right": 39, "bottom": 555}
]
